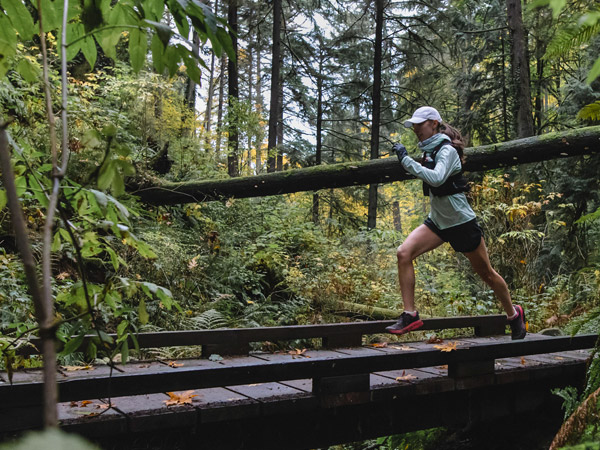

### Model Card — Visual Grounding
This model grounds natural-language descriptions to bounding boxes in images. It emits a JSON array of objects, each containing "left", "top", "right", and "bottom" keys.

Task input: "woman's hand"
[{"left": 393, "top": 143, "right": 408, "bottom": 161}]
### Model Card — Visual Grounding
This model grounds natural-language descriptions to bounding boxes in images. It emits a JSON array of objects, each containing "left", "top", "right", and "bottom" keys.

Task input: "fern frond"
[
  {"left": 577, "top": 101, "right": 600, "bottom": 123},
  {"left": 545, "top": 23, "right": 600, "bottom": 60},
  {"left": 191, "top": 309, "right": 228, "bottom": 330}
]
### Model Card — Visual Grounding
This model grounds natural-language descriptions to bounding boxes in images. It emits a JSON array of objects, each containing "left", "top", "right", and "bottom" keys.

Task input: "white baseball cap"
[{"left": 403, "top": 106, "right": 443, "bottom": 128}]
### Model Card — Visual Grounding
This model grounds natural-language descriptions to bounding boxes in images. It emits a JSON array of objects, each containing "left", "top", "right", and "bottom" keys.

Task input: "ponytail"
[{"left": 439, "top": 123, "right": 465, "bottom": 164}]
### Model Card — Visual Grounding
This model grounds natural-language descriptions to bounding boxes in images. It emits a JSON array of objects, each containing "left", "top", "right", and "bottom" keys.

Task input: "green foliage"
[
  {"left": 0, "top": 428, "right": 100, "bottom": 450},
  {"left": 374, "top": 428, "right": 447, "bottom": 450},
  {"left": 0, "top": 0, "right": 233, "bottom": 82}
]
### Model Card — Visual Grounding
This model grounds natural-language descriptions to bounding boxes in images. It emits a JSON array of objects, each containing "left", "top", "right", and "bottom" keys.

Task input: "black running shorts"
[{"left": 424, "top": 218, "right": 483, "bottom": 253}]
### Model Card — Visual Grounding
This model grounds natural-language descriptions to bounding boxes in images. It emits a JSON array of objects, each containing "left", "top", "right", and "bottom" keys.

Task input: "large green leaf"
[
  {"left": 16, "top": 57, "right": 40, "bottom": 83},
  {"left": 0, "top": 13, "right": 17, "bottom": 75},
  {"left": 142, "top": 0, "right": 164, "bottom": 21},
  {"left": 144, "top": 19, "right": 173, "bottom": 47},
  {"left": 3, "top": 0, "right": 35, "bottom": 40},
  {"left": 80, "top": 35, "right": 98, "bottom": 69},
  {"left": 37, "top": 0, "right": 80, "bottom": 32},
  {"left": 128, "top": 27, "right": 147, "bottom": 73},
  {"left": 65, "top": 22, "right": 84, "bottom": 61},
  {"left": 586, "top": 56, "right": 600, "bottom": 84},
  {"left": 150, "top": 33, "right": 165, "bottom": 74},
  {"left": 98, "top": 26, "right": 123, "bottom": 60},
  {"left": 0, "top": 189, "right": 6, "bottom": 212}
]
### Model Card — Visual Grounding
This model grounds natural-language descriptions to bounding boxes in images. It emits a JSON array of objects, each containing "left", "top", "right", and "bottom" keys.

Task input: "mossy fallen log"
[
  {"left": 328, "top": 300, "right": 400, "bottom": 320},
  {"left": 130, "top": 126, "right": 600, "bottom": 205}
]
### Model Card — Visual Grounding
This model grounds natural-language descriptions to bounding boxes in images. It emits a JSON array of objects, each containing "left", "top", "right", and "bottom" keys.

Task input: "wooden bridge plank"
[
  {"left": 116, "top": 393, "right": 198, "bottom": 433},
  {"left": 225, "top": 382, "right": 317, "bottom": 415},
  {"left": 1, "top": 334, "right": 596, "bottom": 410}
]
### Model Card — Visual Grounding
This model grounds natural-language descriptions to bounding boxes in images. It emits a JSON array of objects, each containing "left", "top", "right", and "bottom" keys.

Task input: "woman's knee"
[{"left": 396, "top": 245, "right": 413, "bottom": 264}]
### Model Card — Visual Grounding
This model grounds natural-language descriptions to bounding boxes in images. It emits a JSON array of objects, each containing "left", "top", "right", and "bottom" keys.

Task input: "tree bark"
[
  {"left": 216, "top": 54, "right": 226, "bottom": 157},
  {"left": 367, "top": 0, "right": 384, "bottom": 230},
  {"left": 130, "top": 126, "right": 600, "bottom": 205},
  {"left": 267, "top": 0, "right": 282, "bottom": 172},
  {"left": 506, "top": 0, "right": 534, "bottom": 138},
  {"left": 0, "top": 127, "right": 57, "bottom": 426},
  {"left": 392, "top": 201, "right": 402, "bottom": 233},
  {"left": 227, "top": 0, "right": 239, "bottom": 176}
]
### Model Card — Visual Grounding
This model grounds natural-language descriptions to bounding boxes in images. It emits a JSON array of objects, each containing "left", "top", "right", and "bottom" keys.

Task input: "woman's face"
[{"left": 412, "top": 120, "right": 438, "bottom": 142}]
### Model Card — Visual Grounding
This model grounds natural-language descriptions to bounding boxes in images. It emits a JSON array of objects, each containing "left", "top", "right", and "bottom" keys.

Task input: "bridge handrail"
[
  {"left": 20, "top": 315, "right": 509, "bottom": 355},
  {"left": 3, "top": 332, "right": 596, "bottom": 409}
]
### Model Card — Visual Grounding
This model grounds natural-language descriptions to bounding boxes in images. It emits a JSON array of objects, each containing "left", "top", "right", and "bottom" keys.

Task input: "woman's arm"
[{"left": 399, "top": 146, "right": 461, "bottom": 187}]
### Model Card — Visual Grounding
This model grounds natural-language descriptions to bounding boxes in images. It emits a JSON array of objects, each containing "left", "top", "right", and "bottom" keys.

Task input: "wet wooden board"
[
  {"left": 225, "top": 382, "right": 316, "bottom": 415},
  {"left": 1, "top": 334, "right": 596, "bottom": 411}
]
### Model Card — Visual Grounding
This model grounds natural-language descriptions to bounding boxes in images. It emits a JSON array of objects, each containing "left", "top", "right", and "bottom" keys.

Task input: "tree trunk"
[
  {"left": 185, "top": 30, "right": 200, "bottom": 111},
  {"left": 267, "top": 0, "right": 282, "bottom": 173},
  {"left": 227, "top": 0, "right": 239, "bottom": 177},
  {"left": 204, "top": 0, "right": 220, "bottom": 152},
  {"left": 313, "top": 53, "right": 324, "bottom": 225},
  {"left": 392, "top": 201, "right": 402, "bottom": 233},
  {"left": 506, "top": 0, "right": 534, "bottom": 138},
  {"left": 130, "top": 126, "right": 600, "bottom": 205},
  {"left": 216, "top": 53, "right": 226, "bottom": 157},
  {"left": 500, "top": 31, "right": 509, "bottom": 141},
  {"left": 255, "top": 38, "right": 263, "bottom": 174},
  {"left": 0, "top": 128, "right": 58, "bottom": 426},
  {"left": 276, "top": 70, "right": 284, "bottom": 171},
  {"left": 367, "top": 0, "right": 384, "bottom": 230}
]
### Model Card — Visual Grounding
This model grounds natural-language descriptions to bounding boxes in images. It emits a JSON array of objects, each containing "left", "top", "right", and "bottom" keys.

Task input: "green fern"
[
  {"left": 545, "top": 23, "right": 600, "bottom": 60},
  {"left": 191, "top": 309, "right": 228, "bottom": 330},
  {"left": 577, "top": 101, "right": 600, "bottom": 123}
]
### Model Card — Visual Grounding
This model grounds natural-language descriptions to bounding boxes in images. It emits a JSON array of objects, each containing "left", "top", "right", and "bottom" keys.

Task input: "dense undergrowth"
[{"left": 1, "top": 58, "right": 599, "bottom": 448}]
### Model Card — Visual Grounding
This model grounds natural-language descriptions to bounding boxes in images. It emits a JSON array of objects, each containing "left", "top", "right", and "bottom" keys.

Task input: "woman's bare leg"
[
  {"left": 396, "top": 224, "right": 444, "bottom": 311},
  {"left": 464, "top": 238, "right": 515, "bottom": 316}
]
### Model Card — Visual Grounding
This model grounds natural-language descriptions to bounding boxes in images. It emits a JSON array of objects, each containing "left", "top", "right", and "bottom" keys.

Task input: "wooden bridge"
[{"left": 0, "top": 315, "right": 595, "bottom": 449}]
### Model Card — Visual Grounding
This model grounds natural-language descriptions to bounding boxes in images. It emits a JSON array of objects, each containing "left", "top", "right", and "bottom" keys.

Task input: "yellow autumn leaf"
[
  {"left": 433, "top": 341, "right": 460, "bottom": 352},
  {"left": 164, "top": 390, "right": 197, "bottom": 406}
]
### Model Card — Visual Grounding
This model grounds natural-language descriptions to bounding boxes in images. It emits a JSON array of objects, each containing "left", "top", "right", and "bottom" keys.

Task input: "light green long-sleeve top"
[{"left": 400, "top": 133, "right": 476, "bottom": 230}]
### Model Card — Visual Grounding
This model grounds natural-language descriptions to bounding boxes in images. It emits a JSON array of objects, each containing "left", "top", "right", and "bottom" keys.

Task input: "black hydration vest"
[{"left": 421, "top": 142, "right": 470, "bottom": 197}]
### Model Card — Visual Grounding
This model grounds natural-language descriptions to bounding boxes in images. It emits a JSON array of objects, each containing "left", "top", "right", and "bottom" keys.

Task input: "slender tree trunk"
[
  {"left": 276, "top": 72, "right": 284, "bottom": 171},
  {"left": 185, "top": 30, "right": 200, "bottom": 111},
  {"left": 216, "top": 54, "right": 226, "bottom": 157},
  {"left": 506, "top": 0, "right": 534, "bottom": 138},
  {"left": 392, "top": 201, "right": 402, "bottom": 233},
  {"left": 535, "top": 39, "right": 545, "bottom": 133},
  {"left": 204, "top": 0, "right": 220, "bottom": 151},
  {"left": 0, "top": 127, "right": 57, "bottom": 426},
  {"left": 500, "top": 31, "right": 509, "bottom": 141},
  {"left": 367, "top": 0, "right": 384, "bottom": 230},
  {"left": 227, "top": 0, "right": 239, "bottom": 176},
  {"left": 255, "top": 40, "right": 263, "bottom": 174},
  {"left": 313, "top": 53, "right": 324, "bottom": 225},
  {"left": 267, "top": 0, "right": 281, "bottom": 172}
]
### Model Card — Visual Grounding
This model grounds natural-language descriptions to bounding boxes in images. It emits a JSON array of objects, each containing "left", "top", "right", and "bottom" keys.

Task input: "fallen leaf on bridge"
[
  {"left": 289, "top": 348, "right": 310, "bottom": 359},
  {"left": 426, "top": 335, "right": 443, "bottom": 344},
  {"left": 69, "top": 400, "right": 93, "bottom": 407},
  {"left": 370, "top": 342, "right": 388, "bottom": 348},
  {"left": 395, "top": 371, "right": 417, "bottom": 382},
  {"left": 164, "top": 390, "right": 197, "bottom": 406},
  {"left": 433, "top": 341, "right": 460, "bottom": 352},
  {"left": 521, "top": 357, "right": 527, "bottom": 365},
  {"left": 62, "top": 365, "right": 94, "bottom": 371},
  {"left": 167, "top": 361, "right": 184, "bottom": 368},
  {"left": 389, "top": 345, "right": 417, "bottom": 351}
]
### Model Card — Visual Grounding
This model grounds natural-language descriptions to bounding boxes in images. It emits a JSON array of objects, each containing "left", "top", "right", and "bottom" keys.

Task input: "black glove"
[{"left": 392, "top": 143, "right": 408, "bottom": 161}]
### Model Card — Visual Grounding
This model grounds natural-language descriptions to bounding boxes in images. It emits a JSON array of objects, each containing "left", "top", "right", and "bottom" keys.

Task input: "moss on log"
[{"left": 130, "top": 126, "right": 600, "bottom": 205}]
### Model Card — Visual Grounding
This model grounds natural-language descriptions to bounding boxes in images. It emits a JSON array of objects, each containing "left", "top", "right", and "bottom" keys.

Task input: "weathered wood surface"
[
  {"left": 130, "top": 126, "right": 600, "bottom": 204},
  {"left": 0, "top": 334, "right": 591, "bottom": 448},
  {"left": 2, "top": 333, "right": 595, "bottom": 409},
  {"left": 21, "top": 315, "right": 508, "bottom": 356}
]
